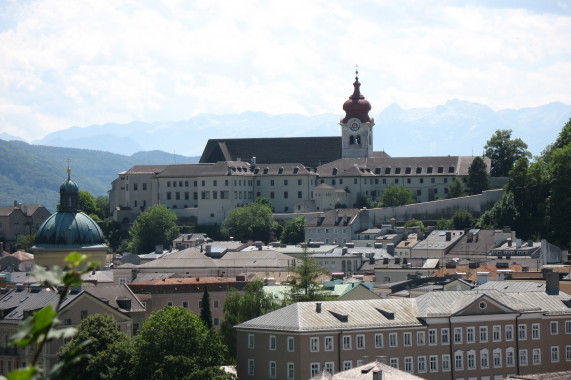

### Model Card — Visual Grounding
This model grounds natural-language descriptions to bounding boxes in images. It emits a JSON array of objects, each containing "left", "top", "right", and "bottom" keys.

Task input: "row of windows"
[
  {"left": 263, "top": 179, "right": 304, "bottom": 186},
  {"left": 247, "top": 359, "right": 295, "bottom": 378},
  {"left": 165, "top": 179, "right": 253, "bottom": 188}
]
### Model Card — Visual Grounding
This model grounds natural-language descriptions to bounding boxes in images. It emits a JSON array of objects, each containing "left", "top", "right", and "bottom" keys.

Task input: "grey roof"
[
  {"left": 122, "top": 165, "right": 168, "bottom": 175},
  {"left": 448, "top": 229, "right": 499, "bottom": 256},
  {"left": 252, "top": 163, "right": 316, "bottom": 176},
  {"left": 156, "top": 161, "right": 253, "bottom": 178},
  {"left": 313, "top": 360, "right": 425, "bottom": 380},
  {"left": 305, "top": 209, "right": 360, "bottom": 228},
  {"left": 237, "top": 298, "right": 421, "bottom": 332},
  {"left": 275, "top": 245, "right": 338, "bottom": 255},
  {"left": 477, "top": 280, "right": 549, "bottom": 293},
  {"left": 83, "top": 284, "right": 146, "bottom": 313},
  {"left": 317, "top": 156, "right": 491, "bottom": 177},
  {"left": 412, "top": 230, "right": 464, "bottom": 251},
  {"left": 130, "top": 272, "right": 177, "bottom": 283}
]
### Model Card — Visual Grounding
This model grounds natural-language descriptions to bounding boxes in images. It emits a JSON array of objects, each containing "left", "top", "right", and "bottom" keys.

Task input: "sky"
[{"left": 1, "top": 0, "right": 570, "bottom": 141}]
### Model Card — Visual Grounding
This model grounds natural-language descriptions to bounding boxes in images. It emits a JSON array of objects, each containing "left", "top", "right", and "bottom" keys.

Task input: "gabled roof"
[
  {"left": 200, "top": 137, "right": 343, "bottom": 168},
  {"left": 305, "top": 209, "right": 360, "bottom": 228}
]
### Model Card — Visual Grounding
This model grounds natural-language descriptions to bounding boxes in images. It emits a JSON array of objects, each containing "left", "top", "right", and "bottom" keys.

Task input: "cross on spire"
[{"left": 66, "top": 158, "right": 71, "bottom": 180}]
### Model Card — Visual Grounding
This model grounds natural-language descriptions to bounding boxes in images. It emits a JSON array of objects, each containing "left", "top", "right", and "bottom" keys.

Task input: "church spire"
[{"left": 59, "top": 159, "right": 79, "bottom": 213}]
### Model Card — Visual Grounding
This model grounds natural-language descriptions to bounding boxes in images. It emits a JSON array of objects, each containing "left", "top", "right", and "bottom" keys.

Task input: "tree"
[
  {"left": 14, "top": 234, "right": 34, "bottom": 252},
  {"left": 403, "top": 219, "right": 425, "bottom": 232},
  {"left": 88, "top": 339, "right": 133, "bottom": 380},
  {"left": 466, "top": 157, "right": 490, "bottom": 195},
  {"left": 58, "top": 313, "right": 129, "bottom": 380},
  {"left": 436, "top": 218, "right": 453, "bottom": 230},
  {"left": 451, "top": 210, "right": 474, "bottom": 229},
  {"left": 78, "top": 190, "right": 98, "bottom": 216},
  {"left": 200, "top": 286, "right": 213, "bottom": 329},
  {"left": 289, "top": 246, "right": 327, "bottom": 302},
  {"left": 128, "top": 205, "right": 180, "bottom": 254},
  {"left": 220, "top": 281, "right": 278, "bottom": 361},
  {"left": 355, "top": 194, "right": 376, "bottom": 209},
  {"left": 380, "top": 185, "right": 415, "bottom": 207},
  {"left": 448, "top": 177, "right": 465, "bottom": 198},
  {"left": 131, "top": 307, "right": 233, "bottom": 380},
  {"left": 95, "top": 195, "right": 110, "bottom": 219},
  {"left": 280, "top": 217, "right": 305, "bottom": 244},
  {"left": 484, "top": 129, "right": 531, "bottom": 177},
  {"left": 477, "top": 191, "right": 519, "bottom": 230},
  {"left": 221, "top": 198, "right": 277, "bottom": 242}
]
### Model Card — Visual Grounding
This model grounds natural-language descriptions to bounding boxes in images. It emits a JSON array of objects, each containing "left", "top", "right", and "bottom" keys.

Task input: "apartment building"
[{"left": 236, "top": 276, "right": 571, "bottom": 380}]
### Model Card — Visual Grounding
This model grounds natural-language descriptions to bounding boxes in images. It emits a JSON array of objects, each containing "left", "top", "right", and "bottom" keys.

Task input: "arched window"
[
  {"left": 342, "top": 260, "right": 346, "bottom": 272},
  {"left": 355, "top": 135, "right": 361, "bottom": 145},
  {"left": 349, "top": 136, "right": 355, "bottom": 145}
]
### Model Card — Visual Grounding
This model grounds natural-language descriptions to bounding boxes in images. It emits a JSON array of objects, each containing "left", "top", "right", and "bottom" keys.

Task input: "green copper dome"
[
  {"left": 34, "top": 212, "right": 105, "bottom": 247},
  {"left": 60, "top": 178, "right": 79, "bottom": 193}
]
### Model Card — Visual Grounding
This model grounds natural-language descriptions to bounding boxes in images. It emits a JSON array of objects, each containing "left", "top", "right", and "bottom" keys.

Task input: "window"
[
  {"left": 404, "top": 357, "right": 413, "bottom": 373},
  {"left": 493, "top": 325, "right": 501, "bottom": 342},
  {"left": 442, "top": 354, "right": 451, "bottom": 371},
  {"left": 467, "top": 351, "right": 476, "bottom": 369},
  {"left": 343, "top": 361, "right": 352, "bottom": 371},
  {"left": 166, "top": 192, "right": 171, "bottom": 200},
  {"left": 214, "top": 318, "right": 220, "bottom": 327},
  {"left": 533, "top": 348, "right": 541, "bottom": 365},
  {"left": 248, "top": 334, "right": 254, "bottom": 349},
  {"left": 343, "top": 335, "right": 351, "bottom": 350},
  {"left": 175, "top": 192, "right": 180, "bottom": 200},
  {"left": 429, "top": 355, "right": 438, "bottom": 372},
  {"left": 417, "top": 331, "right": 425, "bottom": 346},
  {"left": 519, "top": 324, "right": 527, "bottom": 340},
  {"left": 566, "top": 320, "right": 571, "bottom": 334},
  {"left": 284, "top": 191, "right": 288, "bottom": 199},
  {"left": 566, "top": 345, "right": 571, "bottom": 361},
  {"left": 481, "top": 350, "right": 489, "bottom": 368},
  {"left": 310, "top": 362, "right": 320, "bottom": 377},
  {"left": 551, "top": 321, "right": 559, "bottom": 335},
  {"left": 551, "top": 346, "right": 560, "bottom": 362},
  {"left": 389, "top": 333, "right": 397, "bottom": 347},
  {"left": 375, "top": 334, "right": 383, "bottom": 348},
  {"left": 356, "top": 334, "right": 365, "bottom": 349},
  {"left": 520, "top": 349, "right": 528, "bottom": 366},
  {"left": 506, "top": 348, "right": 515, "bottom": 367},
  {"left": 324, "top": 336, "right": 334, "bottom": 351},
  {"left": 480, "top": 326, "right": 488, "bottom": 342},
  {"left": 213, "top": 299, "right": 219, "bottom": 308},
  {"left": 390, "top": 358, "right": 399, "bottom": 369},
  {"left": 268, "top": 361, "right": 276, "bottom": 378},
  {"left": 310, "top": 337, "right": 319, "bottom": 352},
  {"left": 441, "top": 328, "right": 450, "bottom": 344},
  {"left": 287, "top": 362, "right": 294, "bottom": 379},
  {"left": 201, "top": 191, "right": 210, "bottom": 199},
  {"left": 467, "top": 327, "right": 475, "bottom": 343},
  {"left": 270, "top": 192, "right": 274, "bottom": 199},
  {"left": 418, "top": 356, "right": 426, "bottom": 373},
  {"left": 298, "top": 179, "right": 302, "bottom": 185},
  {"left": 429, "top": 329, "right": 437, "bottom": 345},
  {"left": 166, "top": 301, "right": 173, "bottom": 307},
  {"left": 81, "top": 310, "right": 88, "bottom": 320},
  {"left": 493, "top": 349, "right": 502, "bottom": 368},
  {"left": 454, "top": 327, "right": 463, "bottom": 344},
  {"left": 532, "top": 323, "right": 540, "bottom": 339},
  {"left": 143, "top": 183, "right": 147, "bottom": 190},
  {"left": 506, "top": 325, "right": 514, "bottom": 341},
  {"left": 404, "top": 332, "right": 412, "bottom": 346},
  {"left": 269, "top": 335, "right": 276, "bottom": 350},
  {"left": 324, "top": 362, "right": 334, "bottom": 375},
  {"left": 242, "top": 359, "right": 255, "bottom": 377},
  {"left": 298, "top": 191, "right": 302, "bottom": 198},
  {"left": 455, "top": 351, "right": 463, "bottom": 370},
  {"left": 287, "top": 337, "right": 294, "bottom": 352}
]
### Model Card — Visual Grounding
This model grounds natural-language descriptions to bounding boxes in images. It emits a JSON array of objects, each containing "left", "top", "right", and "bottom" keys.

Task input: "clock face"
[{"left": 350, "top": 120, "right": 360, "bottom": 131}]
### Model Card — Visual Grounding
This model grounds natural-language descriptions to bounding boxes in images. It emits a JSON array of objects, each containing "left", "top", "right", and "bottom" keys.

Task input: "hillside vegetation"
[{"left": 0, "top": 139, "right": 198, "bottom": 212}]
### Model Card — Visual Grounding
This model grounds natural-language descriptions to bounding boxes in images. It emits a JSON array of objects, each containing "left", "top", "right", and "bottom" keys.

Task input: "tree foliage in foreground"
[
  {"left": 448, "top": 177, "right": 465, "bottom": 198},
  {"left": 128, "top": 204, "right": 180, "bottom": 254},
  {"left": 200, "top": 286, "right": 213, "bottom": 329},
  {"left": 484, "top": 129, "right": 531, "bottom": 177},
  {"left": 467, "top": 157, "right": 490, "bottom": 195},
  {"left": 221, "top": 197, "right": 277, "bottom": 242},
  {"left": 451, "top": 210, "right": 475, "bottom": 230},
  {"left": 380, "top": 185, "right": 415, "bottom": 207},
  {"left": 220, "top": 281, "right": 278, "bottom": 362},
  {"left": 289, "top": 246, "right": 328, "bottom": 303},
  {"left": 280, "top": 216, "right": 306, "bottom": 245}
]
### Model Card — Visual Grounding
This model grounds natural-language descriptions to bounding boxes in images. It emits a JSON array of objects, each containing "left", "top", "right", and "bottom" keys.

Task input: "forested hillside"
[{"left": 0, "top": 139, "right": 198, "bottom": 212}]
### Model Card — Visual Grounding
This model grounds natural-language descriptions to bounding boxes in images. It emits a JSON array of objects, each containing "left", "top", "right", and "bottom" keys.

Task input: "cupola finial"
[{"left": 66, "top": 158, "right": 71, "bottom": 180}]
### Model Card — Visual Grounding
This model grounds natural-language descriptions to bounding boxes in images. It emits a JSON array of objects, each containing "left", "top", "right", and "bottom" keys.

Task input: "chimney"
[
  {"left": 372, "top": 370, "right": 383, "bottom": 380},
  {"left": 251, "top": 156, "right": 256, "bottom": 168},
  {"left": 527, "top": 239, "right": 534, "bottom": 247},
  {"left": 205, "top": 244, "right": 212, "bottom": 254},
  {"left": 445, "top": 231, "right": 451, "bottom": 241},
  {"left": 131, "top": 269, "right": 138, "bottom": 282},
  {"left": 316, "top": 302, "right": 321, "bottom": 313},
  {"left": 545, "top": 272, "right": 559, "bottom": 295},
  {"left": 155, "top": 244, "right": 163, "bottom": 253},
  {"left": 342, "top": 247, "right": 348, "bottom": 255},
  {"left": 507, "top": 238, "right": 512, "bottom": 247},
  {"left": 13, "top": 200, "right": 17, "bottom": 207}
]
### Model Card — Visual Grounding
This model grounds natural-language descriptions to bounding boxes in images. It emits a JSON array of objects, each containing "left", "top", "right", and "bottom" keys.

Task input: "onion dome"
[
  {"left": 34, "top": 212, "right": 105, "bottom": 247},
  {"left": 341, "top": 69, "right": 373, "bottom": 124},
  {"left": 59, "top": 163, "right": 79, "bottom": 212}
]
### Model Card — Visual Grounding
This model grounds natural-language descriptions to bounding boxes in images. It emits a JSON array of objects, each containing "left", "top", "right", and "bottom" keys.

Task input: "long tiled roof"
[
  {"left": 200, "top": 137, "right": 343, "bottom": 168},
  {"left": 305, "top": 209, "right": 360, "bottom": 227},
  {"left": 122, "top": 165, "right": 168, "bottom": 175}
]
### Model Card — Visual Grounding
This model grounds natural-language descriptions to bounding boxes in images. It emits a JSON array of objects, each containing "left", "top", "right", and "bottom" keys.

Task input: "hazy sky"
[{"left": 1, "top": 0, "right": 570, "bottom": 141}]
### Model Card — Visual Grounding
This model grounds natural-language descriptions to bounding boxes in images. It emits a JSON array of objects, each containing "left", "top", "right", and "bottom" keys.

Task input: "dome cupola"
[
  {"left": 341, "top": 68, "right": 373, "bottom": 124},
  {"left": 59, "top": 162, "right": 79, "bottom": 212}
]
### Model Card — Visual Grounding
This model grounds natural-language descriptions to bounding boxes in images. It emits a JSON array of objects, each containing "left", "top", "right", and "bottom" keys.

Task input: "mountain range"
[{"left": 1, "top": 99, "right": 570, "bottom": 212}]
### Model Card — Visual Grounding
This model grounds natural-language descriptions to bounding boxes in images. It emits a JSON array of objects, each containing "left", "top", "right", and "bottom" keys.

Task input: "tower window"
[
  {"left": 349, "top": 136, "right": 355, "bottom": 145},
  {"left": 355, "top": 135, "right": 361, "bottom": 144}
]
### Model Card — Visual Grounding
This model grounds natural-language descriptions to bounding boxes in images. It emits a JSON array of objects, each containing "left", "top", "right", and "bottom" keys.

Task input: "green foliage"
[
  {"left": 57, "top": 314, "right": 129, "bottom": 380},
  {"left": 200, "top": 286, "right": 213, "bottom": 329},
  {"left": 220, "top": 199, "right": 277, "bottom": 242},
  {"left": 477, "top": 191, "right": 519, "bottom": 229},
  {"left": 289, "top": 246, "right": 327, "bottom": 302},
  {"left": 280, "top": 217, "right": 305, "bottom": 245},
  {"left": 6, "top": 253, "right": 98, "bottom": 380},
  {"left": 78, "top": 191, "right": 97, "bottom": 216},
  {"left": 131, "top": 307, "right": 230, "bottom": 380},
  {"left": 448, "top": 177, "right": 465, "bottom": 198},
  {"left": 436, "top": 218, "right": 453, "bottom": 230},
  {"left": 220, "top": 281, "right": 278, "bottom": 361},
  {"left": 380, "top": 185, "right": 415, "bottom": 207},
  {"left": 403, "top": 219, "right": 425, "bottom": 232},
  {"left": 253, "top": 196, "right": 274, "bottom": 211},
  {"left": 88, "top": 339, "right": 133, "bottom": 380},
  {"left": 484, "top": 129, "right": 531, "bottom": 177},
  {"left": 95, "top": 196, "right": 110, "bottom": 219},
  {"left": 467, "top": 157, "right": 490, "bottom": 195},
  {"left": 128, "top": 205, "right": 180, "bottom": 254},
  {"left": 451, "top": 210, "right": 474, "bottom": 229},
  {"left": 355, "top": 194, "right": 376, "bottom": 209},
  {"left": 14, "top": 234, "right": 35, "bottom": 252},
  {"left": 334, "top": 202, "right": 347, "bottom": 209},
  {"left": 98, "top": 218, "right": 129, "bottom": 253}
]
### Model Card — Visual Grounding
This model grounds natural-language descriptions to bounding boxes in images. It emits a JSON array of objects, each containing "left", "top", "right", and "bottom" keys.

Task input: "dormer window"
[
  {"left": 438, "top": 166, "right": 444, "bottom": 173},
  {"left": 416, "top": 167, "right": 422, "bottom": 174},
  {"left": 263, "top": 168, "right": 269, "bottom": 175},
  {"left": 375, "top": 168, "right": 381, "bottom": 174},
  {"left": 427, "top": 167, "right": 433, "bottom": 174},
  {"left": 293, "top": 167, "right": 299, "bottom": 174},
  {"left": 385, "top": 168, "right": 391, "bottom": 175},
  {"left": 449, "top": 166, "right": 455, "bottom": 173},
  {"left": 405, "top": 167, "right": 411, "bottom": 174},
  {"left": 332, "top": 168, "right": 338, "bottom": 175},
  {"left": 278, "top": 167, "right": 284, "bottom": 175},
  {"left": 395, "top": 168, "right": 401, "bottom": 174}
]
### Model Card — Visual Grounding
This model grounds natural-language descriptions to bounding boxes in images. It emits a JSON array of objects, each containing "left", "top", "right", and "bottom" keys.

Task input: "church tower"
[{"left": 340, "top": 69, "right": 374, "bottom": 158}]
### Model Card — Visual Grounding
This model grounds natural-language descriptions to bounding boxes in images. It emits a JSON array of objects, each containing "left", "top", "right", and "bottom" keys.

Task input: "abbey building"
[{"left": 109, "top": 73, "right": 490, "bottom": 225}]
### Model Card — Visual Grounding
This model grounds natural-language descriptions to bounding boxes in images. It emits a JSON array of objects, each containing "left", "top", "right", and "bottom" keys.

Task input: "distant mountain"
[
  {"left": 31, "top": 100, "right": 571, "bottom": 157},
  {"left": 0, "top": 140, "right": 199, "bottom": 212},
  {"left": 0, "top": 132, "right": 23, "bottom": 141}
]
